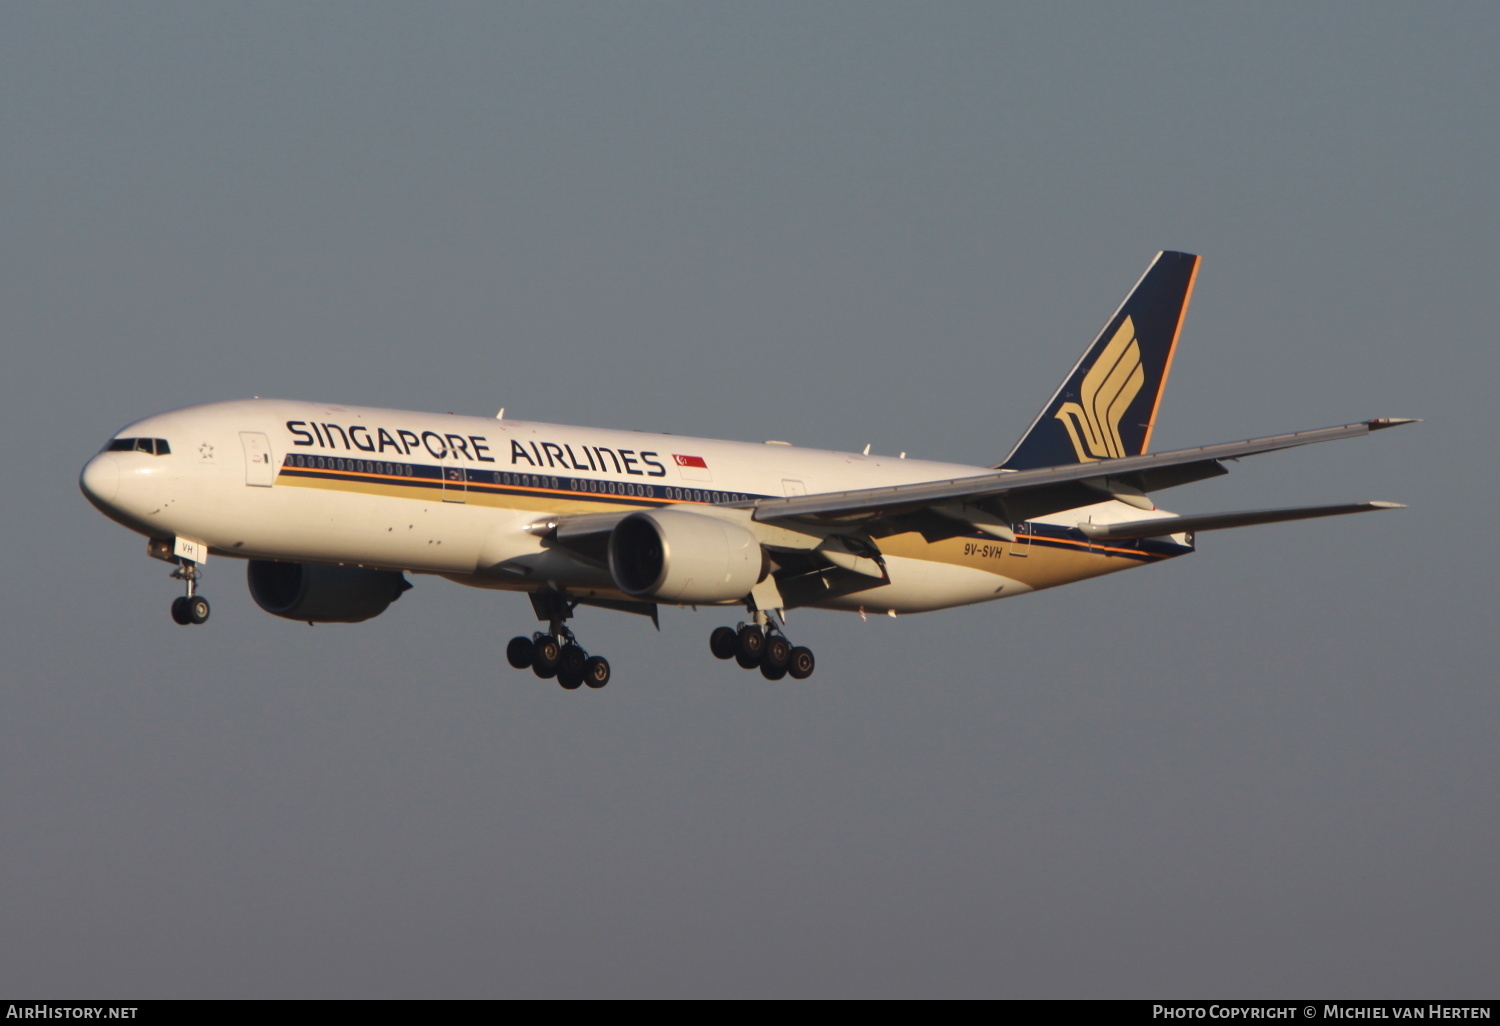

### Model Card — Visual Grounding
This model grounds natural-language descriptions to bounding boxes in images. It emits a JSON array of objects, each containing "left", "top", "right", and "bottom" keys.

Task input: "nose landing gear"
[
  {"left": 170, "top": 594, "right": 211, "bottom": 625},
  {"left": 168, "top": 561, "right": 210, "bottom": 626}
]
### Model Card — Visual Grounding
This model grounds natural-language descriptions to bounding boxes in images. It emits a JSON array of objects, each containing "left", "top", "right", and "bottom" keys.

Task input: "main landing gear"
[
  {"left": 710, "top": 620, "right": 815, "bottom": 681},
  {"left": 506, "top": 590, "right": 610, "bottom": 690},
  {"left": 506, "top": 629, "right": 611, "bottom": 690},
  {"left": 168, "top": 561, "right": 210, "bottom": 626}
]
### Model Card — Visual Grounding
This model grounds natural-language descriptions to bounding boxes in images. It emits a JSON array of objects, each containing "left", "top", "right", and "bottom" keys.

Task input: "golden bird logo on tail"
[{"left": 1053, "top": 316, "right": 1145, "bottom": 461}]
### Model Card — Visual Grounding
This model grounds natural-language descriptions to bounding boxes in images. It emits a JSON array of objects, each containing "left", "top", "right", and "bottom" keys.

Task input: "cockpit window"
[{"left": 106, "top": 437, "right": 171, "bottom": 455}]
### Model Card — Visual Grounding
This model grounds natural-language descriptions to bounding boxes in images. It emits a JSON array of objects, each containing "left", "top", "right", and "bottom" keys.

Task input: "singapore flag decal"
[{"left": 672, "top": 452, "right": 713, "bottom": 481}]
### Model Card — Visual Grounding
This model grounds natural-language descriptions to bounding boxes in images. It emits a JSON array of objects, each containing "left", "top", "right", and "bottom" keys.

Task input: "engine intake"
[
  {"left": 608, "top": 510, "right": 766, "bottom": 605},
  {"left": 247, "top": 560, "right": 411, "bottom": 623}
]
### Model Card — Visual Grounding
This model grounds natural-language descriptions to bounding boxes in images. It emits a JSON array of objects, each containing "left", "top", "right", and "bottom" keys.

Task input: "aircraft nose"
[{"left": 80, "top": 453, "right": 120, "bottom": 507}]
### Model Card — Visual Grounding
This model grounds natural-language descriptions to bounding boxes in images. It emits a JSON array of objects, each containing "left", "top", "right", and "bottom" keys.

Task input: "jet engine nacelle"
[
  {"left": 247, "top": 560, "right": 411, "bottom": 623},
  {"left": 608, "top": 510, "right": 767, "bottom": 605}
]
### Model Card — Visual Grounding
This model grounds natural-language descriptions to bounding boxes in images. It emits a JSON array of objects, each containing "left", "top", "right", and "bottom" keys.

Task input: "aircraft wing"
[{"left": 746, "top": 418, "right": 1416, "bottom": 532}]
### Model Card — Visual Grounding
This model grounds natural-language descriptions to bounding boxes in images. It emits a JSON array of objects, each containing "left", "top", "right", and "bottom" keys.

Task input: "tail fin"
[{"left": 999, "top": 250, "right": 1200, "bottom": 470}]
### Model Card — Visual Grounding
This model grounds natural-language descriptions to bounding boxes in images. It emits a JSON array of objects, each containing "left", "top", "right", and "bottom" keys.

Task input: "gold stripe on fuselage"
[
  {"left": 871, "top": 528, "right": 1174, "bottom": 594},
  {"left": 278, "top": 468, "right": 1177, "bottom": 596}
]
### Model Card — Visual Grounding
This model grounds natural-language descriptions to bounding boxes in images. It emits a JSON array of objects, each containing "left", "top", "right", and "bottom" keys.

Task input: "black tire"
[
  {"left": 506, "top": 636, "right": 535, "bottom": 669},
  {"left": 532, "top": 635, "right": 561, "bottom": 679},
  {"left": 735, "top": 624, "right": 765, "bottom": 669},
  {"left": 760, "top": 660, "right": 787, "bottom": 681},
  {"left": 763, "top": 634, "right": 792, "bottom": 672},
  {"left": 787, "top": 646, "right": 815, "bottom": 680},
  {"left": 170, "top": 596, "right": 192, "bottom": 625},
  {"left": 560, "top": 644, "right": 588, "bottom": 674},
  {"left": 557, "top": 645, "right": 588, "bottom": 688},
  {"left": 584, "top": 656, "right": 611, "bottom": 689},
  {"left": 709, "top": 626, "right": 738, "bottom": 660},
  {"left": 187, "top": 596, "right": 211, "bottom": 625}
]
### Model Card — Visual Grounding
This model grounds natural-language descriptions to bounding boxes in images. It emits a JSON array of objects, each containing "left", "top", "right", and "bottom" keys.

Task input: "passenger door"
[
  {"left": 240, "top": 432, "right": 275, "bottom": 487},
  {"left": 440, "top": 450, "right": 467, "bottom": 503}
]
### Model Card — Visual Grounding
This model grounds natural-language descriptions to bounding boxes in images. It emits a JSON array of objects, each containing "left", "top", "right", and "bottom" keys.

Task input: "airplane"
[{"left": 79, "top": 251, "right": 1414, "bottom": 689}]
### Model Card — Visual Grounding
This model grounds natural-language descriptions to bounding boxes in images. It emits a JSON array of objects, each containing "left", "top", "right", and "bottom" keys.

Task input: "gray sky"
[{"left": 2, "top": 2, "right": 1495, "bottom": 998}]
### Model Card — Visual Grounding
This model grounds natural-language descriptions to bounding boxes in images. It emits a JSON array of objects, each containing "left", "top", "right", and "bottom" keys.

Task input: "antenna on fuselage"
[{"left": 495, "top": 408, "right": 505, "bottom": 420}]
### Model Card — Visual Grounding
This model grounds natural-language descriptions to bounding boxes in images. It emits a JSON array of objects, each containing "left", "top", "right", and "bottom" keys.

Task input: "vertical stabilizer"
[{"left": 999, "top": 251, "right": 1199, "bottom": 470}]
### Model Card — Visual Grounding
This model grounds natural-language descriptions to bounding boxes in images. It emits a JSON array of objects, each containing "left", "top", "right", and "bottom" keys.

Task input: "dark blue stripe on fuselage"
[{"left": 276, "top": 453, "right": 770, "bottom": 508}]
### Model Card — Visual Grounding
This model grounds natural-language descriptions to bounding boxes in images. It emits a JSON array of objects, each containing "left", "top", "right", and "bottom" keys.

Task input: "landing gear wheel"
[
  {"left": 506, "top": 636, "right": 535, "bottom": 669},
  {"left": 186, "top": 596, "right": 210, "bottom": 625},
  {"left": 557, "top": 644, "right": 588, "bottom": 689},
  {"left": 759, "top": 660, "right": 787, "bottom": 681},
  {"left": 532, "top": 634, "right": 561, "bottom": 679},
  {"left": 735, "top": 624, "right": 765, "bottom": 668},
  {"left": 170, "top": 596, "right": 192, "bottom": 625},
  {"left": 710, "top": 626, "right": 738, "bottom": 660},
  {"left": 763, "top": 635, "right": 792, "bottom": 673},
  {"left": 583, "top": 656, "right": 611, "bottom": 689},
  {"left": 787, "top": 646, "right": 815, "bottom": 680}
]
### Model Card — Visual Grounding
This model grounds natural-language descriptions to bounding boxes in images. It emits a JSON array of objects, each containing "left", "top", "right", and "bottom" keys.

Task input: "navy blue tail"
[{"left": 999, "top": 251, "right": 1200, "bottom": 470}]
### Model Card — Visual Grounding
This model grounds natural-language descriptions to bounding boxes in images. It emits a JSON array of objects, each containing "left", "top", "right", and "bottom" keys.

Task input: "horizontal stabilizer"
[{"left": 1076, "top": 501, "right": 1405, "bottom": 540}]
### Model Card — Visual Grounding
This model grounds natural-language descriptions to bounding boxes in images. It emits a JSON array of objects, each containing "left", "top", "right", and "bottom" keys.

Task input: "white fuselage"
[{"left": 81, "top": 399, "right": 1191, "bottom": 615}]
